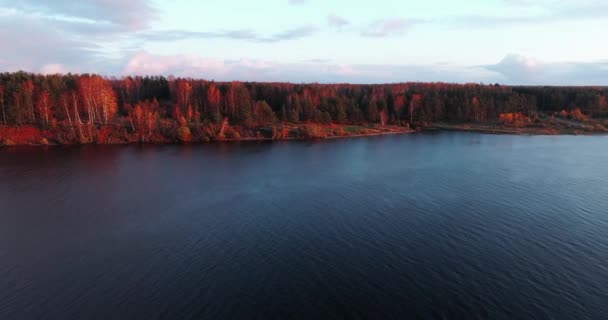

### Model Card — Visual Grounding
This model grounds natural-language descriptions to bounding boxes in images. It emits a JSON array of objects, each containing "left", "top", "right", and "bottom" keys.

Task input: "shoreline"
[
  {"left": 3, "top": 122, "right": 607, "bottom": 147},
  {"left": 425, "top": 122, "right": 608, "bottom": 136},
  {"left": 0, "top": 125, "right": 416, "bottom": 147}
]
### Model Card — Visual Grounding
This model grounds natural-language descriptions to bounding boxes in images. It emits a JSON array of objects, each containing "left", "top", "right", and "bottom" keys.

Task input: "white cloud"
[
  {"left": 486, "top": 54, "right": 542, "bottom": 82},
  {"left": 0, "top": 14, "right": 100, "bottom": 72},
  {"left": 485, "top": 54, "right": 608, "bottom": 85},
  {"left": 328, "top": 14, "right": 350, "bottom": 28},
  {"left": 448, "top": 0, "right": 608, "bottom": 28},
  {"left": 361, "top": 18, "right": 410, "bottom": 37}
]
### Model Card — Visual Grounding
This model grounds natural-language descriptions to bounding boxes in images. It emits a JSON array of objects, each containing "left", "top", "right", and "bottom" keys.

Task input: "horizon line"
[{"left": 2, "top": 71, "right": 608, "bottom": 88}]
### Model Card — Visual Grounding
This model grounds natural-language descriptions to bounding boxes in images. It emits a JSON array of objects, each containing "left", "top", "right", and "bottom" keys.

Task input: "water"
[{"left": 1, "top": 133, "right": 608, "bottom": 319}]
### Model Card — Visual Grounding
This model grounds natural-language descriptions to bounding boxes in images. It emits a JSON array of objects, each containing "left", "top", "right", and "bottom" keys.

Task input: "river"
[{"left": 1, "top": 133, "right": 608, "bottom": 319}]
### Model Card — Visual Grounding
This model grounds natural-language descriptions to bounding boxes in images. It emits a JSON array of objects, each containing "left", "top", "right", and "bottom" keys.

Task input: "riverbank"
[
  {"left": 4, "top": 117, "right": 608, "bottom": 147},
  {"left": 0, "top": 123, "right": 414, "bottom": 146},
  {"left": 426, "top": 118, "right": 608, "bottom": 135}
]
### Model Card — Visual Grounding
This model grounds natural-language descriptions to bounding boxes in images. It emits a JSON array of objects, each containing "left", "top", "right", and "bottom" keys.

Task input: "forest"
[{"left": 1, "top": 71, "right": 607, "bottom": 145}]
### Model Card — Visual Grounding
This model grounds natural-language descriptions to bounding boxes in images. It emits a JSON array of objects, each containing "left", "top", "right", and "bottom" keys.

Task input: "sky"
[{"left": 0, "top": 0, "right": 607, "bottom": 84}]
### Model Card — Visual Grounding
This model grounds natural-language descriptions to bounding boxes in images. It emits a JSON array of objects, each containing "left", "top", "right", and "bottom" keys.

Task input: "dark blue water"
[{"left": 1, "top": 133, "right": 608, "bottom": 319}]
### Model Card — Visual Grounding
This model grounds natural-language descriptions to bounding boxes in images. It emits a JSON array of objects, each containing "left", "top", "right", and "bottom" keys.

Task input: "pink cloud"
[
  {"left": 124, "top": 52, "right": 226, "bottom": 76},
  {"left": 40, "top": 64, "right": 69, "bottom": 74},
  {"left": 92, "top": 0, "right": 159, "bottom": 30},
  {"left": 119, "top": 51, "right": 498, "bottom": 84},
  {"left": 335, "top": 64, "right": 355, "bottom": 76},
  {"left": 11, "top": 0, "right": 158, "bottom": 31},
  {"left": 122, "top": 51, "right": 362, "bottom": 82}
]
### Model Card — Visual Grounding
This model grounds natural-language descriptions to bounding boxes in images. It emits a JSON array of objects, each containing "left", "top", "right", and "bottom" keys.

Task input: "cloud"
[
  {"left": 2, "top": 1, "right": 607, "bottom": 85},
  {"left": 124, "top": 52, "right": 226, "bottom": 77},
  {"left": 123, "top": 52, "right": 608, "bottom": 85},
  {"left": 139, "top": 26, "right": 317, "bottom": 43},
  {"left": 501, "top": 0, "right": 597, "bottom": 6},
  {"left": 288, "top": 0, "right": 308, "bottom": 4},
  {"left": 446, "top": 1, "right": 608, "bottom": 28},
  {"left": 40, "top": 64, "right": 70, "bottom": 75},
  {"left": 361, "top": 18, "right": 410, "bottom": 37},
  {"left": 484, "top": 54, "right": 608, "bottom": 85},
  {"left": 121, "top": 51, "right": 499, "bottom": 84},
  {"left": 0, "top": 14, "right": 102, "bottom": 73},
  {"left": 124, "top": 52, "right": 291, "bottom": 80},
  {"left": 0, "top": 1, "right": 317, "bottom": 76},
  {"left": 268, "top": 26, "right": 317, "bottom": 42},
  {"left": 6, "top": 0, "right": 159, "bottom": 31},
  {"left": 485, "top": 54, "right": 541, "bottom": 83},
  {"left": 328, "top": 14, "right": 350, "bottom": 28}
]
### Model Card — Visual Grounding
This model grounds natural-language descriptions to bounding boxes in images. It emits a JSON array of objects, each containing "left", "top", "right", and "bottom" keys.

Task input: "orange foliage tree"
[
  {"left": 78, "top": 76, "right": 118, "bottom": 124},
  {"left": 499, "top": 113, "right": 531, "bottom": 127},
  {"left": 130, "top": 99, "right": 160, "bottom": 138},
  {"left": 207, "top": 84, "right": 221, "bottom": 110},
  {"left": 570, "top": 108, "right": 588, "bottom": 121},
  {"left": 175, "top": 80, "right": 193, "bottom": 122}
]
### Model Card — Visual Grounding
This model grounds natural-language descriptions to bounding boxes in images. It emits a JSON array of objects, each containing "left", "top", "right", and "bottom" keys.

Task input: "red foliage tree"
[
  {"left": 36, "top": 90, "right": 52, "bottom": 127},
  {"left": 410, "top": 93, "right": 423, "bottom": 124},
  {"left": 0, "top": 84, "right": 5, "bottom": 124}
]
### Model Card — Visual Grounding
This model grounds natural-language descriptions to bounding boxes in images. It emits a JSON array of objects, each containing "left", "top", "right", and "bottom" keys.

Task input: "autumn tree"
[
  {"left": 70, "top": 91, "right": 83, "bottom": 126},
  {"left": 300, "top": 91, "right": 316, "bottom": 121},
  {"left": 379, "top": 108, "right": 387, "bottom": 126},
  {"left": 21, "top": 80, "right": 35, "bottom": 124},
  {"left": 253, "top": 100, "right": 277, "bottom": 124},
  {"left": 122, "top": 76, "right": 142, "bottom": 105},
  {"left": 0, "top": 84, "right": 5, "bottom": 124},
  {"left": 366, "top": 99, "right": 379, "bottom": 123},
  {"left": 175, "top": 80, "right": 193, "bottom": 122},
  {"left": 146, "top": 99, "right": 159, "bottom": 136},
  {"left": 598, "top": 94, "right": 608, "bottom": 116},
  {"left": 12, "top": 91, "right": 23, "bottom": 124},
  {"left": 2, "top": 72, "right": 608, "bottom": 140},
  {"left": 78, "top": 76, "right": 117, "bottom": 124},
  {"left": 207, "top": 84, "right": 222, "bottom": 123},
  {"left": 409, "top": 93, "right": 423, "bottom": 125},
  {"left": 36, "top": 90, "right": 52, "bottom": 127},
  {"left": 286, "top": 93, "right": 301, "bottom": 122},
  {"left": 225, "top": 82, "right": 239, "bottom": 119},
  {"left": 131, "top": 103, "right": 145, "bottom": 132},
  {"left": 59, "top": 93, "right": 72, "bottom": 126},
  {"left": 129, "top": 99, "right": 159, "bottom": 141},
  {"left": 393, "top": 94, "right": 407, "bottom": 122},
  {"left": 231, "top": 83, "right": 253, "bottom": 125},
  {"left": 422, "top": 91, "right": 445, "bottom": 123}
]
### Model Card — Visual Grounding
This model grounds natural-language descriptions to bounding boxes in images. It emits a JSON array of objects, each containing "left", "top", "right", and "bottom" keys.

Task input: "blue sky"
[{"left": 0, "top": 0, "right": 607, "bottom": 84}]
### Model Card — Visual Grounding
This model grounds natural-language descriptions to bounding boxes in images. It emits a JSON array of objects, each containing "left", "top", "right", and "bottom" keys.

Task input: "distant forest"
[{"left": 0, "top": 71, "right": 607, "bottom": 143}]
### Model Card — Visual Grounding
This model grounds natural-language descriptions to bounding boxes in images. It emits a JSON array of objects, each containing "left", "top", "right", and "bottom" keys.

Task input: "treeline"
[{"left": 1, "top": 71, "right": 607, "bottom": 129}]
